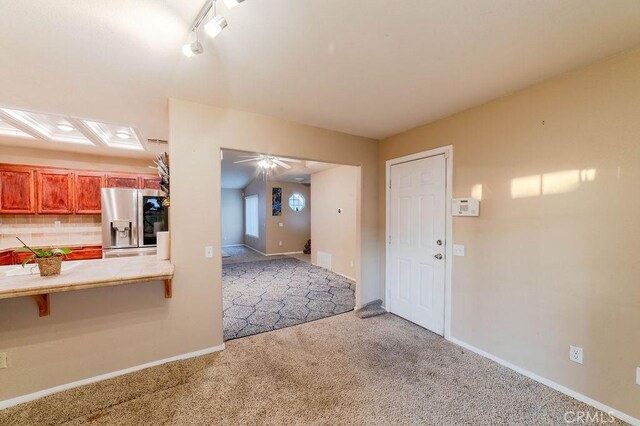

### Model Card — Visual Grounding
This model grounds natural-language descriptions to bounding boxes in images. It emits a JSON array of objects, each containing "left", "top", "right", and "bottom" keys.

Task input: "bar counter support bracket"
[{"left": 32, "top": 294, "right": 50, "bottom": 317}]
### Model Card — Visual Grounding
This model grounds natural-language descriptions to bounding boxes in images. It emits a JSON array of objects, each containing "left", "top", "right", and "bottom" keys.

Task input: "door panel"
[
  {"left": 106, "top": 175, "right": 139, "bottom": 189},
  {"left": 0, "top": 167, "right": 35, "bottom": 214},
  {"left": 74, "top": 172, "right": 105, "bottom": 214},
  {"left": 389, "top": 155, "right": 446, "bottom": 335},
  {"left": 140, "top": 176, "right": 161, "bottom": 190},
  {"left": 36, "top": 170, "right": 74, "bottom": 214}
]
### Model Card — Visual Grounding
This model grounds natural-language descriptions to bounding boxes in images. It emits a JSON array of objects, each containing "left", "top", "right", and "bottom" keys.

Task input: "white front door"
[{"left": 389, "top": 155, "right": 446, "bottom": 335}]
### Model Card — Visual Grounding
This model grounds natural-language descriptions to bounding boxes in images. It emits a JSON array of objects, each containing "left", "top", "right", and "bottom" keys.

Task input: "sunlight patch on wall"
[
  {"left": 510, "top": 169, "right": 596, "bottom": 199},
  {"left": 471, "top": 184, "right": 483, "bottom": 200},
  {"left": 511, "top": 175, "right": 542, "bottom": 199}
]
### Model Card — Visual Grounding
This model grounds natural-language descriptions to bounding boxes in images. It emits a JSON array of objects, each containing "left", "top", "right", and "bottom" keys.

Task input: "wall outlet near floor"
[
  {"left": 0, "top": 352, "right": 7, "bottom": 369},
  {"left": 279, "top": 241, "right": 283, "bottom": 247},
  {"left": 569, "top": 346, "right": 584, "bottom": 365},
  {"left": 636, "top": 367, "right": 640, "bottom": 385},
  {"left": 204, "top": 246, "right": 213, "bottom": 258}
]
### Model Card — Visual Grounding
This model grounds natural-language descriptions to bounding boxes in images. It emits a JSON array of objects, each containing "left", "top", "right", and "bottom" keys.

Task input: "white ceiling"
[
  {"left": 1, "top": 0, "right": 640, "bottom": 151},
  {"left": 221, "top": 149, "right": 337, "bottom": 189}
]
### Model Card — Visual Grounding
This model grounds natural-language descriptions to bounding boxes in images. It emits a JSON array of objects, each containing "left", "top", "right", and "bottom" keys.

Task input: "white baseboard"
[
  {"left": 0, "top": 344, "right": 226, "bottom": 410},
  {"left": 242, "top": 244, "right": 266, "bottom": 256},
  {"left": 241, "top": 245, "right": 303, "bottom": 257},
  {"left": 311, "top": 261, "right": 356, "bottom": 282},
  {"left": 447, "top": 337, "right": 639, "bottom": 426},
  {"left": 222, "top": 244, "right": 243, "bottom": 247},
  {"left": 267, "top": 250, "right": 303, "bottom": 256}
]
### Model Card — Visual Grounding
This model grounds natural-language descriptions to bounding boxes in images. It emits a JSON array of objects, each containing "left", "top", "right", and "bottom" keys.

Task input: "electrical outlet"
[
  {"left": 279, "top": 222, "right": 284, "bottom": 227},
  {"left": 279, "top": 241, "right": 283, "bottom": 247},
  {"left": 636, "top": 367, "right": 640, "bottom": 385},
  {"left": 0, "top": 352, "right": 7, "bottom": 369},
  {"left": 569, "top": 346, "right": 584, "bottom": 365},
  {"left": 204, "top": 246, "right": 213, "bottom": 258}
]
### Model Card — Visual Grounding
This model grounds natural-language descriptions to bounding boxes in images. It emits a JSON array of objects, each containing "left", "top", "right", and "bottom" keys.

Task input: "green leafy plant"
[{"left": 15, "top": 237, "right": 72, "bottom": 267}]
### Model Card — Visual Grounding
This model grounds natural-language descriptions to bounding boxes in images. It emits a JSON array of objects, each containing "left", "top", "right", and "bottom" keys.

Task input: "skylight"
[
  {"left": 0, "top": 108, "right": 93, "bottom": 145},
  {"left": 0, "top": 106, "right": 147, "bottom": 152},
  {"left": 82, "top": 120, "right": 144, "bottom": 151},
  {"left": 0, "top": 116, "right": 34, "bottom": 139}
]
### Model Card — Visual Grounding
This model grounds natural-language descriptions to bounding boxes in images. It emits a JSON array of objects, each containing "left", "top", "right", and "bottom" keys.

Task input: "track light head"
[
  {"left": 182, "top": 40, "right": 204, "bottom": 57},
  {"left": 204, "top": 16, "right": 228, "bottom": 39},
  {"left": 222, "top": 0, "right": 244, "bottom": 9}
]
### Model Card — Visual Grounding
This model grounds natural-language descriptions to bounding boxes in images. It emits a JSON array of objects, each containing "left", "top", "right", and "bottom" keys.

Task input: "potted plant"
[{"left": 15, "top": 238, "right": 72, "bottom": 277}]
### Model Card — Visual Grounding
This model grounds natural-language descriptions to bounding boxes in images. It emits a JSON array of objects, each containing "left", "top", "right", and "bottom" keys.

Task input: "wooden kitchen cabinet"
[
  {"left": 0, "top": 166, "right": 35, "bottom": 214},
  {"left": 63, "top": 245, "right": 102, "bottom": 261},
  {"left": 36, "top": 169, "right": 74, "bottom": 214},
  {"left": 6, "top": 245, "right": 103, "bottom": 265},
  {"left": 74, "top": 172, "right": 105, "bottom": 214},
  {"left": 106, "top": 174, "right": 140, "bottom": 189},
  {"left": 140, "top": 176, "right": 161, "bottom": 190},
  {"left": 0, "top": 251, "right": 13, "bottom": 266}
]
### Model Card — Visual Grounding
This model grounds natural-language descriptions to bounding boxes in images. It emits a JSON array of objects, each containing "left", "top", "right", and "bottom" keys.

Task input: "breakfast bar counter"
[{"left": 0, "top": 256, "right": 174, "bottom": 316}]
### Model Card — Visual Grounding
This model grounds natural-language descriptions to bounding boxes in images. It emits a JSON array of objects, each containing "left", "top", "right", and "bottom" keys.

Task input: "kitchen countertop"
[{"left": 0, "top": 256, "right": 174, "bottom": 299}]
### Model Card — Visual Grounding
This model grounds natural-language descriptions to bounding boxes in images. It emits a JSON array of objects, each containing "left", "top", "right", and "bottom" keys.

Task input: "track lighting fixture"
[
  {"left": 182, "top": 40, "right": 204, "bottom": 57},
  {"left": 204, "top": 16, "right": 228, "bottom": 39},
  {"left": 182, "top": 0, "right": 245, "bottom": 56}
]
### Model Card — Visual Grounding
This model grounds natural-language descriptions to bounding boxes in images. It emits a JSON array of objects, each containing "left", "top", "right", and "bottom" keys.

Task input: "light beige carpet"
[{"left": 1, "top": 313, "right": 626, "bottom": 425}]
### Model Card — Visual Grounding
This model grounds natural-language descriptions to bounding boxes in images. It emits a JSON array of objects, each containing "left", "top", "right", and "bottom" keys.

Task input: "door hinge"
[
  {"left": 388, "top": 235, "right": 391, "bottom": 244},
  {"left": 389, "top": 180, "right": 391, "bottom": 189}
]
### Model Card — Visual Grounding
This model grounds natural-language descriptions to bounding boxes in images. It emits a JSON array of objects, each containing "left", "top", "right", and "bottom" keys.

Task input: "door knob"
[{"left": 434, "top": 253, "right": 443, "bottom": 260}]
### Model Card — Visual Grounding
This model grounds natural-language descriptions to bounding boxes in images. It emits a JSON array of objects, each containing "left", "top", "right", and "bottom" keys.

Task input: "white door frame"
[{"left": 385, "top": 145, "right": 453, "bottom": 339}]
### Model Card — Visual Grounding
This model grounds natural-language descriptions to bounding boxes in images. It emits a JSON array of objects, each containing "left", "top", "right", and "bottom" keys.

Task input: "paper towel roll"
[{"left": 157, "top": 231, "right": 170, "bottom": 260}]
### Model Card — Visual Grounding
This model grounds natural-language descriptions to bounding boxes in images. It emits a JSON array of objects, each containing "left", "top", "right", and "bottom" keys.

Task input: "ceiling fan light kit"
[
  {"left": 233, "top": 154, "right": 302, "bottom": 179},
  {"left": 183, "top": 0, "right": 244, "bottom": 57}
]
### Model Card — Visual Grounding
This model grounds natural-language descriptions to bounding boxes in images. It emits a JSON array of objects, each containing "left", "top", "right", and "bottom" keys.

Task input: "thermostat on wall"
[{"left": 452, "top": 198, "right": 479, "bottom": 217}]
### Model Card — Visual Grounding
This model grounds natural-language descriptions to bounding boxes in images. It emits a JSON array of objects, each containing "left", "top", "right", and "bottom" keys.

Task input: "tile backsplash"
[{"left": 0, "top": 215, "right": 102, "bottom": 250}]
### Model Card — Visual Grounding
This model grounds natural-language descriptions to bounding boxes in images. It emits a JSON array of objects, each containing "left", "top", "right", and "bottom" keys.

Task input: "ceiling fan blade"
[
  {"left": 238, "top": 155, "right": 261, "bottom": 158},
  {"left": 276, "top": 157, "right": 302, "bottom": 163},
  {"left": 233, "top": 159, "right": 258, "bottom": 164},
  {"left": 273, "top": 159, "right": 292, "bottom": 169}
]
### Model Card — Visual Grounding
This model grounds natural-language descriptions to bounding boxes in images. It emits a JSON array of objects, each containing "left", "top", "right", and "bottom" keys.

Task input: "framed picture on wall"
[{"left": 272, "top": 187, "right": 282, "bottom": 216}]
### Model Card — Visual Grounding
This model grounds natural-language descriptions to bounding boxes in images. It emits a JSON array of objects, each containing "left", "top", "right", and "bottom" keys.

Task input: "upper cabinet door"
[
  {"left": 36, "top": 170, "right": 74, "bottom": 214},
  {"left": 0, "top": 167, "right": 35, "bottom": 214},
  {"left": 106, "top": 175, "right": 140, "bottom": 189},
  {"left": 74, "top": 172, "right": 105, "bottom": 214},
  {"left": 140, "top": 176, "right": 160, "bottom": 190}
]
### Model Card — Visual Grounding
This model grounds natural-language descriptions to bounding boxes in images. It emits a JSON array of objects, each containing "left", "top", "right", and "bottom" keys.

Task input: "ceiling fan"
[{"left": 234, "top": 154, "right": 301, "bottom": 170}]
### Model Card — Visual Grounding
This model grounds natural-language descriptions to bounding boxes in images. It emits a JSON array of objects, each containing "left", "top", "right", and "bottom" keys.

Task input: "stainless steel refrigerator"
[{"left": 101, "top": 188, "right": 168, "bottom": 258}]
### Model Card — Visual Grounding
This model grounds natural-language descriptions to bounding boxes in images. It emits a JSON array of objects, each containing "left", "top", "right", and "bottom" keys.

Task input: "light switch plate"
[
  {"left": 636, "top": 367, "right": 640, "bottom": 385},
  {"left": 453, "top": 244, "right": 465, "bottom": 256},
  {"left": 204, "top": 246, "right": 213, "bottom": 258},
  {"left": 0, "top": 352, "right": 7, "bottom": 369},
  {"left": 279, "top": 222, "right": 284, "bottom": 227}
]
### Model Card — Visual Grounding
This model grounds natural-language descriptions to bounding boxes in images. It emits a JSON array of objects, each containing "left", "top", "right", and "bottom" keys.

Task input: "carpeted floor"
[
  {"left": 223, "top": 257, "right": 355, "bottom": 340},
  {"left": 0, "top": 313, "right": 625, "bottom": 426}
]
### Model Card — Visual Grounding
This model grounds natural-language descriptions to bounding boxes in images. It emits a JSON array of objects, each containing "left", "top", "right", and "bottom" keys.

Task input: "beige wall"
[
  {"left": 243, "top": 178, "right": 267, "bottom": 253},
  {"left": 266, "top": 181, "right": 310, "bottom": 254},
  {"left": 221, "top": 189, "right": 244, "bottom": 246},
  {"left": 379, "top": 49, "right": 640, "bottom": 417},
  {"left": 311, "top": 166, "right": 358, "bottom": 279}
]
